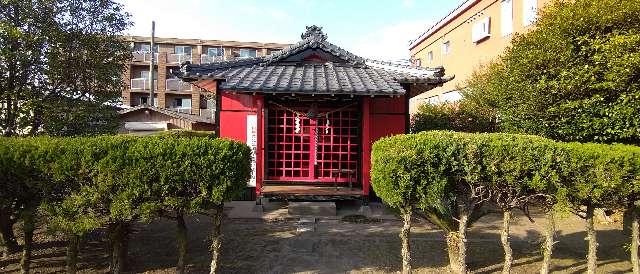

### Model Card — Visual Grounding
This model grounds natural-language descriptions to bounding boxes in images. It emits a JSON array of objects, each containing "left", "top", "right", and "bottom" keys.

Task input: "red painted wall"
[
  {"left": 361, "top": 96, "right": 407, "bottom": 197},
  {"left": 219, "top": 93, "right": 257, "bottom": 142},
  {"left": 219, "top": 92, "right": 265, "bottom": 197}
]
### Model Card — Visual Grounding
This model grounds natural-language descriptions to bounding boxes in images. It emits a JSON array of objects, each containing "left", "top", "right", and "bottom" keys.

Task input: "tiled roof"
[
  {"left": 118, "top": 105, "right": 213, "bottom": 124},
  {"left": 177, "top": 25, "right": 453, "bottom": 96}
]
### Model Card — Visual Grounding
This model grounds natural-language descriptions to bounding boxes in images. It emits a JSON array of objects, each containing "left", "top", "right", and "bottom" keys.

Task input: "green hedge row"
[
  {"left": 371, "top": 131, "right": 640, "bottom": 274},
  {"left": 0, "top": 135, "right": 251, "bottom": 274}
]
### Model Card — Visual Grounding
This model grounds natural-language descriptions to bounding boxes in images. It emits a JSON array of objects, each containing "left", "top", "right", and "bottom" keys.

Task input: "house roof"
[
  {"left": 177, "top": 25, "right": 453, "bottom": 96},
  {"left": 118, "top": 105, "right": 213, "bottom": 124}
]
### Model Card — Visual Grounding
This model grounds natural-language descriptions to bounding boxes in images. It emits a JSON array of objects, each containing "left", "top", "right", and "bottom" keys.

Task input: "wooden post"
[
  {"left": 255, "top": 96, "right": 264, "bottom": 200},
  {"left": 361, "top": 97, "right": 371, "bottom": 197}
]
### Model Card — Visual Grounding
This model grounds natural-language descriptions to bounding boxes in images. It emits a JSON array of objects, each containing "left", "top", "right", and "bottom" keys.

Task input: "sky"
[{"left": 116, "top": 0, "right": 462, "bottom": 60}]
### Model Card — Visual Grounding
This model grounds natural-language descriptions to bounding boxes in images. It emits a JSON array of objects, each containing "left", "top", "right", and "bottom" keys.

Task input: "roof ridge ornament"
[{"left": 301, "top": 25, "right": 327, "bottom": 41}]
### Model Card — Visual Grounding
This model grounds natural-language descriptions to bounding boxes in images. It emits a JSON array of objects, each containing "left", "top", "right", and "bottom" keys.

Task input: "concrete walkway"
[{"left": 225, "top": 200, "right": 398, "bottom": 220}]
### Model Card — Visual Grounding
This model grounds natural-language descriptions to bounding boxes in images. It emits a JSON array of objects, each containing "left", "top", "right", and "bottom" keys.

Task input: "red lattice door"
[{"left": 266, "top": 104, "right": 359, "bottom": 183}]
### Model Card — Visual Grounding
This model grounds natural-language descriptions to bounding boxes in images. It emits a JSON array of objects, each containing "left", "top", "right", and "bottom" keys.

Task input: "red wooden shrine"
[{"left": 177, "top": 26, "right": 452, "bottom": 201}]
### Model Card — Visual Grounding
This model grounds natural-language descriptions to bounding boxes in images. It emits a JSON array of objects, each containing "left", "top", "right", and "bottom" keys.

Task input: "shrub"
[
  {"left": 463, "top": 0, "right": 640, "bottom": 144},
  {"left": 411, "top": 102, "right": 496, "bottom": 133},
  {"left": 371, "top": 131, "right": 640, "bottom": 273},
  {"left": 0, "top": 135, "right": 250, "bottom": 274}
]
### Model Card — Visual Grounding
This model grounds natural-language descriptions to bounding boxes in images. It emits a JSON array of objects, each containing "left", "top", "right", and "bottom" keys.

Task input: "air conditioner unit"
[{"left": 472, "top": 17, "right": 491, "bottom": 43}]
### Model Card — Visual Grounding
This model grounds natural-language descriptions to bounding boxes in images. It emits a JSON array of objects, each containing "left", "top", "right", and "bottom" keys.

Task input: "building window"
[
  {"left": 135, "top": 43, "right": 158, "bottom": 52},
  {"left": 415, "top": 58, "right": 422, "bottom": 67},
  {"left": 442, "top": 41, "right": 451, "bottom": 55},
  {"left": 471, "top": 17, "right": 491, "bottom": 43},
  {"left": 208, "top": 47, "right": 224, "bottom": 57},
  {"left": 139, "top": 70, "right": 157, "bottom": 79},
  {"left": 140, "top": 96, "right": 158, "bottom": 106},
  {"left": 441, "top": 91, "right": 463, "bottom": 103},
  {"left": 172, "top": 98, "right": 192, "bottom": 109},
  {"left": 523, "top": 0, "right": 538, "bottom": 26},
  {"left": 427, "top": 51, "right": 433, "bottom": 62},
  {"left": 175, "top": 45, "right": 192, "bottom": 55},
  {"left": 239, "top": 48, "right": 257, "bottom": 58},
  {"left": 426, "top": 96, "right": 440, "bottom": 105},
  {"left": 501, "top": 0, "right": 513, "bottom": 36}
]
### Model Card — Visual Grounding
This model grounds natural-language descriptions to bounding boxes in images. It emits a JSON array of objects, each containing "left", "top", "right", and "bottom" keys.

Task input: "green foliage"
[
  {"left": 0, "top": 0, "right": 131, "bottom": 136},
  {"left": 411, "top": 102, "right": 497, "bottom": 133},
  {"left": 463, "top": 0, "right": 640, "bottom": 144},
  {"left": 556, "top": 142, "right": 640, "bottom": 210},
  {"left": 0, "top": 135, "right": 250, "bottom": 236},
  {"left": 371, "top": 131, "right": 640, "bottom": 228}
]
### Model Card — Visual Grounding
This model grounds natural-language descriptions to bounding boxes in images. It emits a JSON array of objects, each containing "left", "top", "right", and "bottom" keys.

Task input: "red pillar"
[
  {"left": 255, "top": 96, "right": 264, "bottom": 199},
  {"left": 361, "top": 97, "right": 371, "bottom": 197}
]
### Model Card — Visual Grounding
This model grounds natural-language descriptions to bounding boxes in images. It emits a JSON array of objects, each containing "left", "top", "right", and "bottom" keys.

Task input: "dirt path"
[{"left": 0, "top": 208, "right": 632, "bottom": 273}]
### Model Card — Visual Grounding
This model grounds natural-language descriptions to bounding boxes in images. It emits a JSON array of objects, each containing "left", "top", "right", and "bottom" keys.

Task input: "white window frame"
[
  {"left": 175, "top": 45, "right": 192, "bottom": 55},
  {"left": 442, "top": 41, "right": 451, "bottom": 55},
  {"left": 208, "top": 47, "right": 224, "bottom": 57},
  {"left": 173, "top": 98, "right": 192, "bottom": 109},
  {"left": 501, "top": 0, "right": 513, "bottom": 36},
  {"left": 239, "top": 48, "right": 257, "bottom": 58},
  {"left": 471, "top": 17, "right": 491, "bottom": 43},
  {"left": 136, "top": 43, "right": 157, "bottom": 53},
  {"left": 427, "top": 51, "right": 434, "bottom": 62},
  {"left": 523, "top": 0, "right": 538, "bottom": 27}
]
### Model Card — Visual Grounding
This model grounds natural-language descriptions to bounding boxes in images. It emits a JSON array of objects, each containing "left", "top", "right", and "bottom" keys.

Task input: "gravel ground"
[{"left": 0, "top": 207, "right": 632, "bottom": 273}]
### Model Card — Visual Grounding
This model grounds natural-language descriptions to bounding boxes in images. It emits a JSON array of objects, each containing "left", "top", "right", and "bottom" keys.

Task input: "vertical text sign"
[{"left": 247, "top": 114, "right": 258, "bottom": 187}]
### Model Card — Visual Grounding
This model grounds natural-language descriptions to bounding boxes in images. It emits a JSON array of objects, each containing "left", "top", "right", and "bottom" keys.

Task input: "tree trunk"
[
  {"left": 176, "top": 212, "right": 188, "bottom": 274},
  {"left": 585, "top": 204, "right": 598, "bottom": 274},
  {"left": 400, "top": 209, "right": 412, "bottom": 274},
  {"left": 540, "top": 210, "right": 556, "bottom": 274},
  {"left": 109, "top": 221, "right": 131, "bottom": 274},
  {"left": 631, "top": 208, "right": 639, "bottom": 274},
  {"left": 625, "top": 207, "right": 634, "bottom": 241},
  {"left": 20, "top": 210, "right": 35, "bottom": 274},
  {"left": 501, "top": 209, "right": 513, "bottom": 274},
  {"left": 209, "top": 204, "right": 224, "bottom": 274},
  {"left": 446, "top": 232, "right": 463, "bottom": 274},
  {"left": 456, "top": 206, "right": 469, "bottom": 274},
  {"left": 66, "top": 234, "right": 81, "bottom": 274},
  {"left": 0, "top": 207, "right": 19, "bottom": 258}
]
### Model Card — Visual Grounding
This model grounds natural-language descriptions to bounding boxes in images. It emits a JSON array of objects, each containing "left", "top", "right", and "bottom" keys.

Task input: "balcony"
[
  {"left": 200, "top": 54, "right": 224, "bottom": 64},
  {"left": 166, "top": 78, "right": 192, "bottom": 92},
  {"left": 131, "top": 51, "right": 158, "bottom": 63},
  {"left": 130, "top": 78, "right": 158, "bottom": 90},
  {"left": 199, "top": 109, "right": 215, "bottom": 120},
  {"left": 169, "top": 107, "right": 192, "bottom": 114},
  {"left": 167, "top": 53, "right": 192, "bottom": 64}
]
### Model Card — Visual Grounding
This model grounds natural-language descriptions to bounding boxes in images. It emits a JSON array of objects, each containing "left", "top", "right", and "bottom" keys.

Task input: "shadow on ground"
[{"left": 0, "top": 206, "right": 633, "bottom": 274}]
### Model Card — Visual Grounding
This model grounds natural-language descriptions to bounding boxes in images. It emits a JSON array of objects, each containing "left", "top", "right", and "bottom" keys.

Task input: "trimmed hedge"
[
  {"left": 0, "top": 135, "right": 250, "bottom": 273},
  {"left": 371, "top": 131, "right": 640, "bottom": 273}
]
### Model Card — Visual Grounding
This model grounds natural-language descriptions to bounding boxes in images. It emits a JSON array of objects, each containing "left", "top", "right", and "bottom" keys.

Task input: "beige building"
[
  {"left": 408, "top": 0, "right": 552, "bottom": 111},
  {"left": 122, "top": 36, "right": 289, "bottom": 119}
]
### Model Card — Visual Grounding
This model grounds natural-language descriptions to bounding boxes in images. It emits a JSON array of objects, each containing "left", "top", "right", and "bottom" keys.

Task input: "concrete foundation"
[{"left": 288, "top": 202, "right": 337, "bottom": 216}]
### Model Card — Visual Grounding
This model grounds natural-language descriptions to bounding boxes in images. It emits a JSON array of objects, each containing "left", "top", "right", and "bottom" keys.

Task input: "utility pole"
[{"left": 149, "top": 21, "right": 156, "bottom": 107}]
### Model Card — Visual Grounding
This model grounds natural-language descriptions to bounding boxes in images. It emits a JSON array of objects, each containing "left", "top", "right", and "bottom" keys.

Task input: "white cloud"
[
  {"left": 345, "top": 19, "right": 432, "bottom": 61},
  {"left": 116, "top": 0, "right": 293, "bottom": 43}
]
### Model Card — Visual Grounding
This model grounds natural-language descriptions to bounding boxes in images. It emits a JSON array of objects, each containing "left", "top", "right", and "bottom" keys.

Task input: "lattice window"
[{"left": 266, "top": 104, "right": 359, "bottom": 183}]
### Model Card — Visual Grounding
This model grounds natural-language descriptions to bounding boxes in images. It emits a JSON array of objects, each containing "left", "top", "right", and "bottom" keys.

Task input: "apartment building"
[
  {"left": 122, "top": 36, "right": 290, "bottom": 119},
  {"left": 408, "top": 0, "right": 551, "bottom": 111}
]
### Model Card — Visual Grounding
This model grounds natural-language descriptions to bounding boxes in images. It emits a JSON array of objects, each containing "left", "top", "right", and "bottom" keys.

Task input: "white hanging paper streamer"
[
  {"left": 295, "top": 115, "right": 301, "bottom": 134},
  {"left": 325, "top": 114, "right": 330, "bottom": 134}
]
